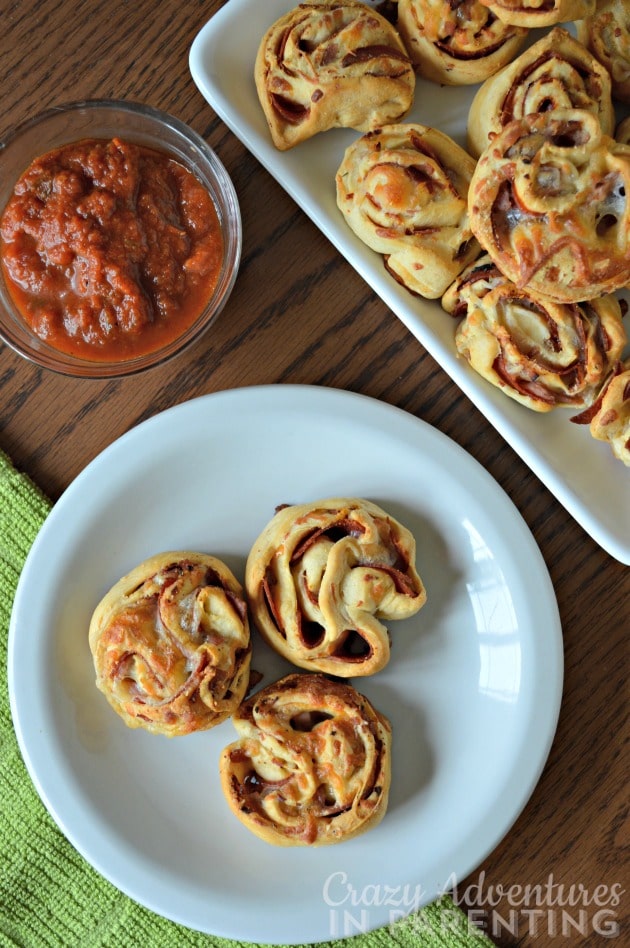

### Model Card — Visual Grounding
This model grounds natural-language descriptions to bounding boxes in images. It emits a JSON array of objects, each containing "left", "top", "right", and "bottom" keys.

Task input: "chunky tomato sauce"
[{"left": 0, "top": 137, "right": 224, "bottom": 362}]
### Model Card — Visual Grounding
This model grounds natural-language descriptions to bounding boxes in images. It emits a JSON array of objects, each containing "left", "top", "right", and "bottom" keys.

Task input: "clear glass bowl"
[{"left": 0, "top": 100, "right": 242, "bottom": 378}]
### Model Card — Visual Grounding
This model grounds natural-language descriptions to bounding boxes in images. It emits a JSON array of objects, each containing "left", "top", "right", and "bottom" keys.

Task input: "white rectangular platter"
[{"left": 189, "top": 0, "right": 630, "bottom": 565}]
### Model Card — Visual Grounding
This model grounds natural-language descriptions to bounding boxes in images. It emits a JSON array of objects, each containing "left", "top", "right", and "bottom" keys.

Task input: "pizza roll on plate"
[
  {"left": 89, "top": 552, "right": 251, "bottom": 736},
  {"left": 336, "top": 123, "right": 479, "bottom": 298},
  {"left": 576, "top": 0, "right": 630, "bottom": 104},
  {"left": 467, "top": 27, "right": 614, "bottom": 157},
  {"left": 396, "top": 0, "right": 527, "bottom": 87},
  {"left": 442, "top": 255, "right": 627, "bottom": 411},
  {"left": 245, "top": 497, "right": 426, "bottom": 676},
  {"left": 469, "top": 109, "right": 630, "bottom": 302},
  {"left": 572, "top": 360, "right": 630, "bottom": 466},
  {"left": 219, "top": 672, "right": 391, "bottom": 845},
  {"left": 255, "top": 0, "right": 414, "bottom": 150}
]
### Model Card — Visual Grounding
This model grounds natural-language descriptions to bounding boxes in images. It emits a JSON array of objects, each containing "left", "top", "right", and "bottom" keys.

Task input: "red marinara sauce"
[{"left": 0, "top": 137, "right": 224, "bottom": 362}]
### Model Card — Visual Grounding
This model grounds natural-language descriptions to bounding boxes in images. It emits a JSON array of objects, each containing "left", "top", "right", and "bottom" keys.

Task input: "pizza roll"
[
  {"left": 469, "top": 109, "right": 630, "bottom": 303},
  {"left": 219, "top": 673, "right": 391, "bottom": 846},
  {"left": 442, "top": 255, "right": 628, "bottom": 411},
  {"left": 572, "top": 360, "right": 630, "bottom": 465},
  {"left": 254, "top": 0, "right": 414, "bottom": 150},
  {"left": 396, "top": 0, "right": 527, "bottom": 87},
  {"left": 336, "top": 123, "right": 479, "bottom": 298},
  {"left": 467, "top": 27, "right": 614, "bottom": 158},
  {"left": 576, "top": 0, "right": 630, "bottom": 104},
  {"left": 89, "top": 552, "right": 251, "bottom": 736},
  {"left": 245, "top": 498, "right": 426, "bottom": 677},
  {"left": 478, "top": 0, "right": 595, "bottom": 28}
]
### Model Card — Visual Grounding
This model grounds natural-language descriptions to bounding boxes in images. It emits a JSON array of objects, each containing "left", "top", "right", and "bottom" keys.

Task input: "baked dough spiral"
[
  {"left": 336, "top": 123, "right": 479, "bottom": 298},
  {"left": 254, "top": 0, "right": 415, "bottom": 150},
  {"left": 478, "top": 0, "right": 595, "bottom": 28},
  {"left": 245, "top": 498, "right": 426, "bottom": 676},
  {"left": 576, "top": 0, "right": 630, "bottom": 104},
  {"left": 467, "top": 27, "right": 614, "bottom": 158},
  {"left": 572, "top": 360, "right": 630, "bottom": 465},
  {"left": 468, "top": 109, "right": 630, "bottom": 303},
  {"left": 219, "top": 673, "right": 391, "bottom": 846},
  {"left": 442, "top": 255, "right": 628, "bottom": 411},
  {"left": 396, "top": 0, "right": 527, "bottom": 87},
  {"left": 89, "top": 552, "right": 251, "bottom": 736}
]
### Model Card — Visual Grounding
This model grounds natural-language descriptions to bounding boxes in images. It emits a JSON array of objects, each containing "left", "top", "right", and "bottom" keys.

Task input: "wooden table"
[{"left": 1, "top": 2, "right": 628, "bottom": 945}]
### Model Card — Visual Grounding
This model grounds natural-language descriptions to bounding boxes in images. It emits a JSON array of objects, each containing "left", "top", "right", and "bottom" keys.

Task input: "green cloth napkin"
[{"left": 0, "top": 450, "right": 494, "bottom": 948}]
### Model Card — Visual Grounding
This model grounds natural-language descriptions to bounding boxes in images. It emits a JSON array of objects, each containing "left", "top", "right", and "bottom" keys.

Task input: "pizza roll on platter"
[
  {"left": 219, "top": 673, "right": 391, "bottom": 846},
  {"left": 468, "top": 109, "right": 630, "bottom": 303},
  {"left": 396, "top": 0, "right": 527, "bottom": 87},
  {"left": 255, "top": 0, "right": 415, "bottom": 150},
  {"left": 576, "top": 0, "right": 630, "bottom": 104},
  {"left": 89, "top": 552, "right": 251, "bottom": 736},
  {"left": 245, "top": 498, "right": 426, "bottom": 677},
  {"left": 442, "top": 255, "right": 628, "bottom": 411},
  {"left": 572, "top": 360, "right": 630, "bottom": 465},
  {"left": 467, "top": 27, "right": 614, "bottom": 158},
  {"left": 478, "top": 0, "right": 595, "bottom": 28},
  {"left": 336, "top": 123, "right": 479, "bottom": 298}
]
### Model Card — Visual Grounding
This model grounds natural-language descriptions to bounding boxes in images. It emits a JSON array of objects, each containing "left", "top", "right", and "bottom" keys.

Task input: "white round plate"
[{"left": 9, "top": 385, "right": 563, "bottom": 943}]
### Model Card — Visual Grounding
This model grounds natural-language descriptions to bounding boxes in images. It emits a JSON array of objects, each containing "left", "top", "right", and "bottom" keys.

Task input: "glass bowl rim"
[{"left": 0, "top": 98, "right": 242, "bottom": 379}]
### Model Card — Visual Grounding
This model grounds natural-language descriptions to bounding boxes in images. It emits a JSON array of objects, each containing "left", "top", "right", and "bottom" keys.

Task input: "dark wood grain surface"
[{"left": 1, "top": 2, "right": 628, "bottom": 945}]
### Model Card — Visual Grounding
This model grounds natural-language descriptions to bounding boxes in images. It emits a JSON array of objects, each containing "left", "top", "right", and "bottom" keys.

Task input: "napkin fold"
[{"left": 0, "top": 449, "right": 494, "bottom": 948}]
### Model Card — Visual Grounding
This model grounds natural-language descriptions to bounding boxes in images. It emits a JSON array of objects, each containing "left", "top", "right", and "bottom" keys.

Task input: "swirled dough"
[
  {"left": 467, "top": 27, "right": 614, "bottom": 158},
  {"left": 576, "top": 0, "right": 630, "bottom": 104},
  {"left": 442, "top": 255, "right": 627, "bottom": 411},
  {"left": 219, "top": 672, "right": 391, "bottom": 845},
  {"left": 336, "top": 123, "right": 478, "bottom": 298},
  {"left": 468, "top": 109, "right": 630, "bottom": 302},
  {"left": 396, "top": 0, "right": 527, "bottom": 86},
  {"left": 572, "top": 360, "right": 630, "bottom": 465},
  {"left": 254, "top": 0, "right": 415, "bottom": 150},
  {"left": 245, "top": 498, "right": 426, "bottom": 676},
  {"left": 478, "top": 0, "right": 595, "bottom": 28},
  {"left": 89, "top": 552, "right": 251, "bottom": 736}
]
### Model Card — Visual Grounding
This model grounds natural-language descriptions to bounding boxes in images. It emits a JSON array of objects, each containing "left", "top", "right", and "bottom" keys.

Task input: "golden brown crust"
[
  {"left": 254, "top": 0, "right": 415, "bottom": 150},
  {"left": 576, "top": 0, "right": 630, "bottom": 104},
  {"left": 336, "top": 123, "right": 479, "bottom": 299},
  {"left": 442, "top": 254, "right": 628, "bottom": 411},
  {"left": 219, "top": 673, "right": 392, "bottom": 846},
  {"left": 479, "top": 0, "right": 595, "bottom": 28},
  {"left": 245, "top": 497, "right": 426, "bottom": 676},
  {"left": 468, "top": 109, "right": 630, "bottom": 303},
  {"left": 396, "top": 0, "right": 527, "bottom": 86},
  {"left": 467, "top": 27, "right": 614, "bottom": 158},
  {"left": 89, "top": 552, "right": 251, "bottom": 736},
  {"left": 572, "top": 359, "right": 630, "bottom": 465}
]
